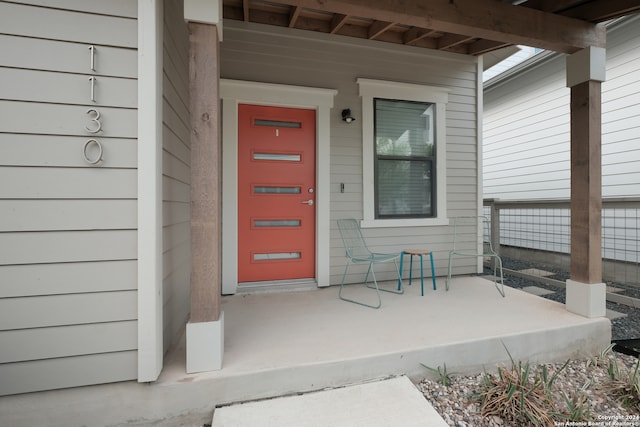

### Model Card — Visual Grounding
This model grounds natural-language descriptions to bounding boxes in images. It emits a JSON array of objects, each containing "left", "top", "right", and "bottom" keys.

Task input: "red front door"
[{"left": 238, "top": 104, "right": 316, "bottom": 282}]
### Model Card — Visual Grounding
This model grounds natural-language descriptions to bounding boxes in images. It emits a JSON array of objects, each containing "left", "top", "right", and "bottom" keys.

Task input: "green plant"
[
  {"left": 554, "top": 391, "right": 591, "bottom": 422},
  {"left": 421, "top": 363, "right": 454, "bottom": 387},
  {"left": 540, "top": 359, "right": 570, "bottom": 394},
  {"left": 603, "top": 356, "right": 640, "bottom": 411},
  {"left": 607, "top": 355, "right": 622, "bottom": 381},
  {"left": 586, "top": 343, "right": 616, "bottom": 371},
  {"left": 476, "top": 346, "right": 570, "bottom": 427}
]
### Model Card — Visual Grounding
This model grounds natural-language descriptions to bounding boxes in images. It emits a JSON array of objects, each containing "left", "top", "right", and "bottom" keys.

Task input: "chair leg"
[
  {"left": 364, "top": 263, "right": 373, "bottom": 286},
  {"left": 446, "top": 251, "right": 454, "bottom": 291},
  {"left": 339, "top": 260, "right": 382, "bottom": 309},
  {"left": 366, "top": 261, "right": 404, "bottom": 295},
  {"left": 493, "top": 255, "right": 505, "bottom": 298},
  {"left": 338, "top": 260, "right": 352, "bottom": 301},
  {"left": 419, "top": 254, "right": 424, "bottom": 296},
  {"left": 394, "top": 259, "right": 405, "bottom": 294},
  {"left": 338, "top": 260, "right": 350, "bottom": 301},
  {"left": 397, "top": 252, "right": 405, "bottom": 291}
]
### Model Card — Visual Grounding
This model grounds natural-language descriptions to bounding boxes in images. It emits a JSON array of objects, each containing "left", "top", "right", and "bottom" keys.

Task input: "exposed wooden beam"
[
  {"left": 274, "top": 0, "right": 606, "bottom": 53},
  {"left": 403, "top": 27, "right": 438, "bottom": 45},
  {"left": 561, "top": 0, "right": 640, "bottom": 22},
  {"left": 289, "top": 5, "right": 301, "bottom": 27},
  {"left": 371, "top": 26, "right": 404, "bottom": 44},
  {"left": 468, "top": 39, "right": 511, "bottom": 55},
  {"left": 243, "top": 0, "right": 249, "bottom": 21},
  {"left": 330, "top": 13, "right": 348, "bottom": 33},
  {"left": 368, "top": 20, "right": 394, "bottom": 39},
  {"left": 410, "top": 36, "right": 439, "bottom": 50},
  {"left": 438, "top": 33, "right": 473, "bottom": 50}
]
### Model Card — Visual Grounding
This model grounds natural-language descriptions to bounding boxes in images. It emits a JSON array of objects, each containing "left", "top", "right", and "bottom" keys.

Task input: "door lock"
[{"left": 301, "top": 199, "right": 314, "bottom": 206}]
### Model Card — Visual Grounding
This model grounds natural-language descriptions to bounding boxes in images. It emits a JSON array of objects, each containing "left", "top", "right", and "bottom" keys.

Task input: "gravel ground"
[
  {"left": 418, "top": 353, "right": 640, "bottom": 426},
  {"left": 418, "top": 257, "right": 640, "bottom": 426}
]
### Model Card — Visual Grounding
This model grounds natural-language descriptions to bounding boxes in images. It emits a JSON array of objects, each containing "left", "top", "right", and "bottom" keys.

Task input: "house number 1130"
[
  {"left": 83, "top": 46, "right": 104, "bottom": 165},
  {"left": 85, "top": 108, "right": 102, "bottom": 133}
]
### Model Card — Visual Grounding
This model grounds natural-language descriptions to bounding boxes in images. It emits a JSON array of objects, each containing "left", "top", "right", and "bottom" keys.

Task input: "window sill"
[{"left": 360, "top": 217, "right": 450, "bottom": 228}]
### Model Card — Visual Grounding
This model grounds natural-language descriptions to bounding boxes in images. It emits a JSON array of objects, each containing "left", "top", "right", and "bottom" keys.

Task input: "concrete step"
[{"left": 211, "top": 376, "right": 448, "bottom": 427}]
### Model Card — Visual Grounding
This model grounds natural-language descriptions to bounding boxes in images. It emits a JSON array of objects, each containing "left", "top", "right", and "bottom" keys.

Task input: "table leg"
[
  {"left": 408, "top": 254, "right": 414, "bottom": 286},
  {"left": 397, "top": 251, "right": 405, "bottom": 291},
  {"left": 429, "top": 252, "right": 437, "bottom": 290},
  {"left": 419, "top": 254, "right": 424, "bottom": 296}
]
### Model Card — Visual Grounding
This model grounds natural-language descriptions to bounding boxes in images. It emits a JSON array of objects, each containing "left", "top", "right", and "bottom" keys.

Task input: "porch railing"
[{"left": 483, "top": 198, "right": 640, "bottom": 286}]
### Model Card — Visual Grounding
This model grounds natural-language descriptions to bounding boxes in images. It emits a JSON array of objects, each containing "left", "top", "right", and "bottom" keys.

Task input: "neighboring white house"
[
  {"left": 482, "top": 16, "right": 640, "bottom": 262},
  {"left": 0, "top": 0, "right": 484, "bottom": 396},
  {"left": 483, "top": 15, "right": 640, "bottom": 200}
]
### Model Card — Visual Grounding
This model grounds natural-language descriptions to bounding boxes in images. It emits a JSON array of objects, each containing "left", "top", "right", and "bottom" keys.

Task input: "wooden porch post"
[
  {"left": 184, "top": 0, "right": 224, "bottom": 373},
  {"left": 189, "top": 22, "right": 221, "bottom": 325},
  {"left": 565, "top": 46, "right": 607, "bottom": 318}
]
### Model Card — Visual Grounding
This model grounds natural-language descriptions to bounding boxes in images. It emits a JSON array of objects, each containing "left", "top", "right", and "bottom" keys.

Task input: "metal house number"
[
  {"left": 85, "top": 108, "right": 102, "bottom": 133},
  {"left": 82, "top": 45, "right": 104, "bottom": 165}
]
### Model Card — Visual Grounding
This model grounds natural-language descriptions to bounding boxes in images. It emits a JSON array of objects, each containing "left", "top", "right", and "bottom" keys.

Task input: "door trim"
[{"left": 220, "top": 79, "right": 337, "bottom": 295}]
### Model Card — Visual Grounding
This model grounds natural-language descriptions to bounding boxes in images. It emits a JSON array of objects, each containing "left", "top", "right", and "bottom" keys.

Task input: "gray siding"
[
  {"left": 484, "top": 16, "right": 640, "bottom": 200},
  {"left": 221, "top": 22, "right": 481, "bottom": 284},
  {"left": 0, "top": 1, "right": 138, "bottom": 395},
  {"left": 162, "top": 0, "right": 191, "bottom": 353}
]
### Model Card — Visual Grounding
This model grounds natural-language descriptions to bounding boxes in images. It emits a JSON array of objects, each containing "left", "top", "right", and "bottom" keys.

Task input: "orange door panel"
[{"left": 238, "top": 104, "right": 316, "bottom": 282}]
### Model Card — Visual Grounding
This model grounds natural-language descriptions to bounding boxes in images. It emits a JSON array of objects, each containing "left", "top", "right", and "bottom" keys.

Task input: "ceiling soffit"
[{"left": 222, "top": 0, "right": 640, "bottom": 56}]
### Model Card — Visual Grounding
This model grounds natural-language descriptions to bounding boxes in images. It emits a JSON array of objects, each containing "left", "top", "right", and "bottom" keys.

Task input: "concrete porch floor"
[{"left": 1, "top": 276, "right": 611, "bottom": 427}]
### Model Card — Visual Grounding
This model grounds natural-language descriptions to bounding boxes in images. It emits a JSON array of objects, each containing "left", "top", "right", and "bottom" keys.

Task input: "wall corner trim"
[{"left": 137, "top": 0, "right": 164, "bottom": 383}]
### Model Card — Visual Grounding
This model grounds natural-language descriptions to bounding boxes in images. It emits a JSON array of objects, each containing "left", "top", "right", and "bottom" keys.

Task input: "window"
[
  {"left": 375, "top": 99, "right": 435, "bottom": 218},
  {"left": 358, "top": 78, "right": 449, "bottom": 228}
]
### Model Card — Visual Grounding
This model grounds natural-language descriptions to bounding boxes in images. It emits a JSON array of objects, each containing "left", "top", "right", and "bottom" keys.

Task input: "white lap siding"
[
  {"left": 0, "top": 1, "right": 138, "bottom": 395},
  {"left": 484, "top": 16, "right": 640, "bottom": 200}
]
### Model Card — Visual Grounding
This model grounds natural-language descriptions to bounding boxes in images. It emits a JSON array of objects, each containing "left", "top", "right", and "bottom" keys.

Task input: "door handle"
[{"left": 301, "top": 199, "right": 314, "bottom": 206}]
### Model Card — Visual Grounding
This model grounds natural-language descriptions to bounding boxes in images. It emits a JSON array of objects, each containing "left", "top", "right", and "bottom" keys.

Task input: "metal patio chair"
[
  {"left": 337, "top": 218, "right": 404, "bottom": 309},
  {"left": 445, "top": 216, "right": 505, "bottom": 297}
]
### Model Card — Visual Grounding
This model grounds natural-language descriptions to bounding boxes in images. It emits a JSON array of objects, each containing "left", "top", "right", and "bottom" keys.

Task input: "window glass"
[
  {"left": 374, "top": 99, "right": 435, "bottom": 218},
  {"left": 254, "top": 119, "right": 302, "bottom": 128}
]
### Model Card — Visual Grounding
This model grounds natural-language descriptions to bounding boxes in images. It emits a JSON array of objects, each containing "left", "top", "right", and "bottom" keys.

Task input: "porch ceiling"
[{"left": 223, "top": 0, "right": 640, "bottom": 55}]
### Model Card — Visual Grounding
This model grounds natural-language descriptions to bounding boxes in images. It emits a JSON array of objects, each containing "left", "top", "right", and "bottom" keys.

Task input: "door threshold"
[{"left": 237, "top": 278, "right": 317, "bottom": 294}]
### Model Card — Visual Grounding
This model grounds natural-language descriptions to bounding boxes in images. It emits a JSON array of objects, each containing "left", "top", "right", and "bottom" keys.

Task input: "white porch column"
[
  {"left": 565, "top": 46, "right": 606, "bottom": 318},
  {"left": 185, "top": 0, "right": 224, "bottom": 373}
]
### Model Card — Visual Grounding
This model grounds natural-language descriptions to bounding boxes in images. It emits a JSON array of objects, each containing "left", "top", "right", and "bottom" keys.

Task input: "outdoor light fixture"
[{"left": 341, "top": 108, "right": 355, "bottom": 123}]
